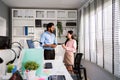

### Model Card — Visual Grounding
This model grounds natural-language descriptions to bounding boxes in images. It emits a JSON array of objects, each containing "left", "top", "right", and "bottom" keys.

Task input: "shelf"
[
  {"left": 12, "top": 19, "right": 34, "bottom": 26},
  {"left": 12, "top": 17, "right": 34, "bottom": 20},
  {"left": 12, "top": 9, "right": 77, "bottom": 48},
  {"left": 63, "top": 26, "right": 76, "bottom": 28},
  {"left": 13, "top": 35, "right": 34, "bottom": 37},
  {"left": 35, "top": 18, "right": 57, "bottom": 20}
]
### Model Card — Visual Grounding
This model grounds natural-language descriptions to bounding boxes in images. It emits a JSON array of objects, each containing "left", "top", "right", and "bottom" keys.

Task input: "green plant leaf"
[
  {"left": 57, "top": 22, "right": 63, "bottom": 38},
  {"left": 24, "top": 61, "right": 39, "bottom": 70},
  {"left": 7, "top": 64, "right": 14, "bottom": 73}
]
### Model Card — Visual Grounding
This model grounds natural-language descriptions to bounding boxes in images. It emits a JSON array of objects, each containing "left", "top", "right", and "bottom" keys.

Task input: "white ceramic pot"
[{"left": 26, "top": 70, "right": 36, "bottom": 80}]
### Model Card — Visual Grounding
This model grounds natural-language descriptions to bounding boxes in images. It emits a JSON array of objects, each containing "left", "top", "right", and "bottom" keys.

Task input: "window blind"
[
  {"left": 89, "top": 1, "right": 97, "bottom": 63},
  {"left": 84, "top": 5, "right": 90, "bottom": 61},
  {"left": 113, "top": 0, "right": 120, "bottom": 78},
  {"left": 79, "top": 9, "right": 85, "bottom": 54},
  {"left": 103, "top": 0, "right": 113, "bottom": 73},
  {"left": 96, "top": 0, "right": 104, "bottom": 67}
]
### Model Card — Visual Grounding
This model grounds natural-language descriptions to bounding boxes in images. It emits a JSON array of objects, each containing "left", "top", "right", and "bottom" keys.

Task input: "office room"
[{"left": 0, "top": 0, "right": 120, "bottom": 80}]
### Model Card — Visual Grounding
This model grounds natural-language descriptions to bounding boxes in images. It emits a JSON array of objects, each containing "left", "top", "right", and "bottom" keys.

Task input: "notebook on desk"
[
  {"left": 44, "top": 62, "right": 52, "bottom": 69},
  {"left": 48, "top": 75, "right": 66, "bottom": 80}
]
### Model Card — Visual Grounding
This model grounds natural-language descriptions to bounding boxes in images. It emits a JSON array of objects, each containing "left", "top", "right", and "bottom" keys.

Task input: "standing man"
[{"left": 40, "top": 23, "right": 57, "bottom": 60}]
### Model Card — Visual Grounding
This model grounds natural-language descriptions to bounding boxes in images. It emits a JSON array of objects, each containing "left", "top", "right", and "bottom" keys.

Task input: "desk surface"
[
  {"left": 24, "top": 57, "right": 73, "bottom": 80},
  {"left": 2, "top": 54, "right": 73, "bottom": 80},
  {"left": 1, "top": 49, "right": 73, "bottom": 80},
  {"left": 41, "top": 58, "right": 73, "bottom": 80}
]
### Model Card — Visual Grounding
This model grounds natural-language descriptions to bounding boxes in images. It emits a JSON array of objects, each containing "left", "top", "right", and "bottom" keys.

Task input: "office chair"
[{"left": 73, "top": 53, "right": 87, "bottom": 80}]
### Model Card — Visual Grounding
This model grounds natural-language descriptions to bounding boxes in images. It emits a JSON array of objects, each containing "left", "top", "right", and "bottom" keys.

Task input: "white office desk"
[
  {"left": 43, "top": 57, "right": 73, "bottom": 80},
  {"left": 1, "top": 56, "right": 73, "bottom": 80}
]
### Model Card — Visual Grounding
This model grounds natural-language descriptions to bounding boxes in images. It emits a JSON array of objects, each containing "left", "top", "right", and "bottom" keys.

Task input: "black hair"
[
  {"left": 47, "top": 23, "right": 54, "bottom": 31},
  {"left": 65, "top": 30, "right": 75, "bottom": 45}
]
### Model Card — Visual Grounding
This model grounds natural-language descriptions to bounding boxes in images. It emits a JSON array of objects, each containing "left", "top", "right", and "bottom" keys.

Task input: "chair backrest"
[
  {"left": 74, "top": 53, "right": 83, "bottom": 68},
  {"left": 26, "top": 40, "right": 34, "bottom": 48}
]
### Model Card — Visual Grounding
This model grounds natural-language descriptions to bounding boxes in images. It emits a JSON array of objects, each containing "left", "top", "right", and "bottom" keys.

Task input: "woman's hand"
[{"left": 62, "top": 44, "right": 66, "bottom": 49}]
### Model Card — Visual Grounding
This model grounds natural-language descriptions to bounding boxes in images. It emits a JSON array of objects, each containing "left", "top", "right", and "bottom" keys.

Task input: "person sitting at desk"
[{"left": 40, "top": 23, "right": 57, "bottom": 60}]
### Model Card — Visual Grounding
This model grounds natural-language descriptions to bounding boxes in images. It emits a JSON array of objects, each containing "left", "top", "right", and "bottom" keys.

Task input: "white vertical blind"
[
  {"left": 79, "top": 9, "right": 85, "bottom": 54},
  {"left": 79, "top": 0, "right": 115, "bottom": 75},
  {"left": 103, "top": 0, "right": 113, "bottom": 73},
  {"left": 89, "top": 1, "right": 96, "bottom": 63},
  {"left": 96, "top": 0, "right": 104, "bottom": 67},
  {"left": 114, "top": 0, "right": 120, "bottom": 78},
  {"left": 84, "top": 6, "right": 90, "bottom": 60}
]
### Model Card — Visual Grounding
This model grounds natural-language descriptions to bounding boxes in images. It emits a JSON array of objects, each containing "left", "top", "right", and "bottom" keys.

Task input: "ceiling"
[{"left": 1, "top": 0, "right": 89, "bottom": 9}]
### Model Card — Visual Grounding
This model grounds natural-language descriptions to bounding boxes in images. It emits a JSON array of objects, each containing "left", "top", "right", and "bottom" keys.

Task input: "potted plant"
[
  {"left": 24, "top": 61, "right": 39, "bottom": 80},
  {"left": 57, "top": 22, "right": 63, "bottom": 38}
]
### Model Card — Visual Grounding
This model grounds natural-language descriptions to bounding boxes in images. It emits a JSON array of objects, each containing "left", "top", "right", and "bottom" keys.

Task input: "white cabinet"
[
  {"left": 36, "top": 10, "right": 45, "bottom": 18},
  {"left": 67, "top": 10, "right": 77, "bottom": 19},
  {"left": 12, "top": 9, "right": 77, "bottom": 48},
  {"left": 12, "top": 9, "right": 35, "bottom": 18},
  {"left": 57, "top": 10, "right": 67, "bottom": 19},
  {"left": 57, "top": 10, "right": 77, "bottom": 20},
  {"left": 36, "top": 10, "right": 57, "bottom": 19}
]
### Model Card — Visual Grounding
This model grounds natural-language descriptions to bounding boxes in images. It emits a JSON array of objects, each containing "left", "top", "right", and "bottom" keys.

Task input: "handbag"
[{"left": 9, "top": 70, "right": 23, "bottom": 80}]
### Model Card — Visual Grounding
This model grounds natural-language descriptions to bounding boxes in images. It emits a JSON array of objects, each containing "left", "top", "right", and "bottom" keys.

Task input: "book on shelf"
[
  {"left": 24, "top": 26, "right": 34, "bottom": 36},
  {"left": 24, "top": 26, "right": 28, "bottom": 35}
]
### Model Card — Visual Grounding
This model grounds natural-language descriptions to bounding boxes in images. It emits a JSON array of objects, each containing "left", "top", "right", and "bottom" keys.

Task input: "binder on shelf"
[
  {"left": 24, "top": 26, "right": 28, "bottom": 35},
  {"left": 28, "top": 27, "right": 34, "bottom": 36}
]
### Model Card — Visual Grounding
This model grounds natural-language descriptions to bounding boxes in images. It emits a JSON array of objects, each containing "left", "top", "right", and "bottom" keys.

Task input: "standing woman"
[{"left": 62, "top": 30, "right": 77, "bottom": 73}]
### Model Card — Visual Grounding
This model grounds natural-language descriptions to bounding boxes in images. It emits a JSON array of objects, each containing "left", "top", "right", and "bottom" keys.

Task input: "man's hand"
[
  {"left": 44, "top": 44, "right": 57, "bottom": 48},
  {"left": 50, "top": 44, "right": 57, "bottom": 48}
]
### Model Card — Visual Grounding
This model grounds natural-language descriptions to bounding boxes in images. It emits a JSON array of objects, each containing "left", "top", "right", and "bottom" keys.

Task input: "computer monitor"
[{"left": 0, "top": 36, "right": 11, "bottom": 49}]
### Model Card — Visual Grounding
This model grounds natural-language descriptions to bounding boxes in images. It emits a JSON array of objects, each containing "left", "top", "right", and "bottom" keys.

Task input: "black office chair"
[{"left": 73, "top": 53, "right": 87, "bottom": 80}]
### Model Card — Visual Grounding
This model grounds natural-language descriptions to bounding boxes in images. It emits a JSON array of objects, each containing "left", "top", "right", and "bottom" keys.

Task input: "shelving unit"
[{"left": 12, "top": 9, "right": 77, "bottom": 48}]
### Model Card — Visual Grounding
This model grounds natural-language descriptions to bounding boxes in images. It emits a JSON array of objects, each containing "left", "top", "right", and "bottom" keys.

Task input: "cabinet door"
[
  {"left": 36, "top": 10, "right": 57, "bottom": 19},
  {"left": 67, "top": 10, "right": 77, "bottom": 20},
  {"left": 12, "top": 9, "right": 35, "bottom": 18},
  {"left": 36, "top": 10, "right": 45, "bottom": 19},
  {"left": 57, "top": 10, "right": 67, "bottom": 20},
  {"left": 12, "top": 9, "right": 23, "bottom": 18},
  {"left": 46, "top": 10, "right": 56, "bottom": 19}
]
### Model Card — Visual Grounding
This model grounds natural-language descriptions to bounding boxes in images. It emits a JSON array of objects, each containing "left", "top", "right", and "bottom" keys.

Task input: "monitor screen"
[{"left": 0, "top": 36, "right": 11, "bottom": 49}]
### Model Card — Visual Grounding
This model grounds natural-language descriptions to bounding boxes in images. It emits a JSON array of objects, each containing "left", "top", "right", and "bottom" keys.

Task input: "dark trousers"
[{"left": 44, "top": 49, "right": 55, "bottom": 60}]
